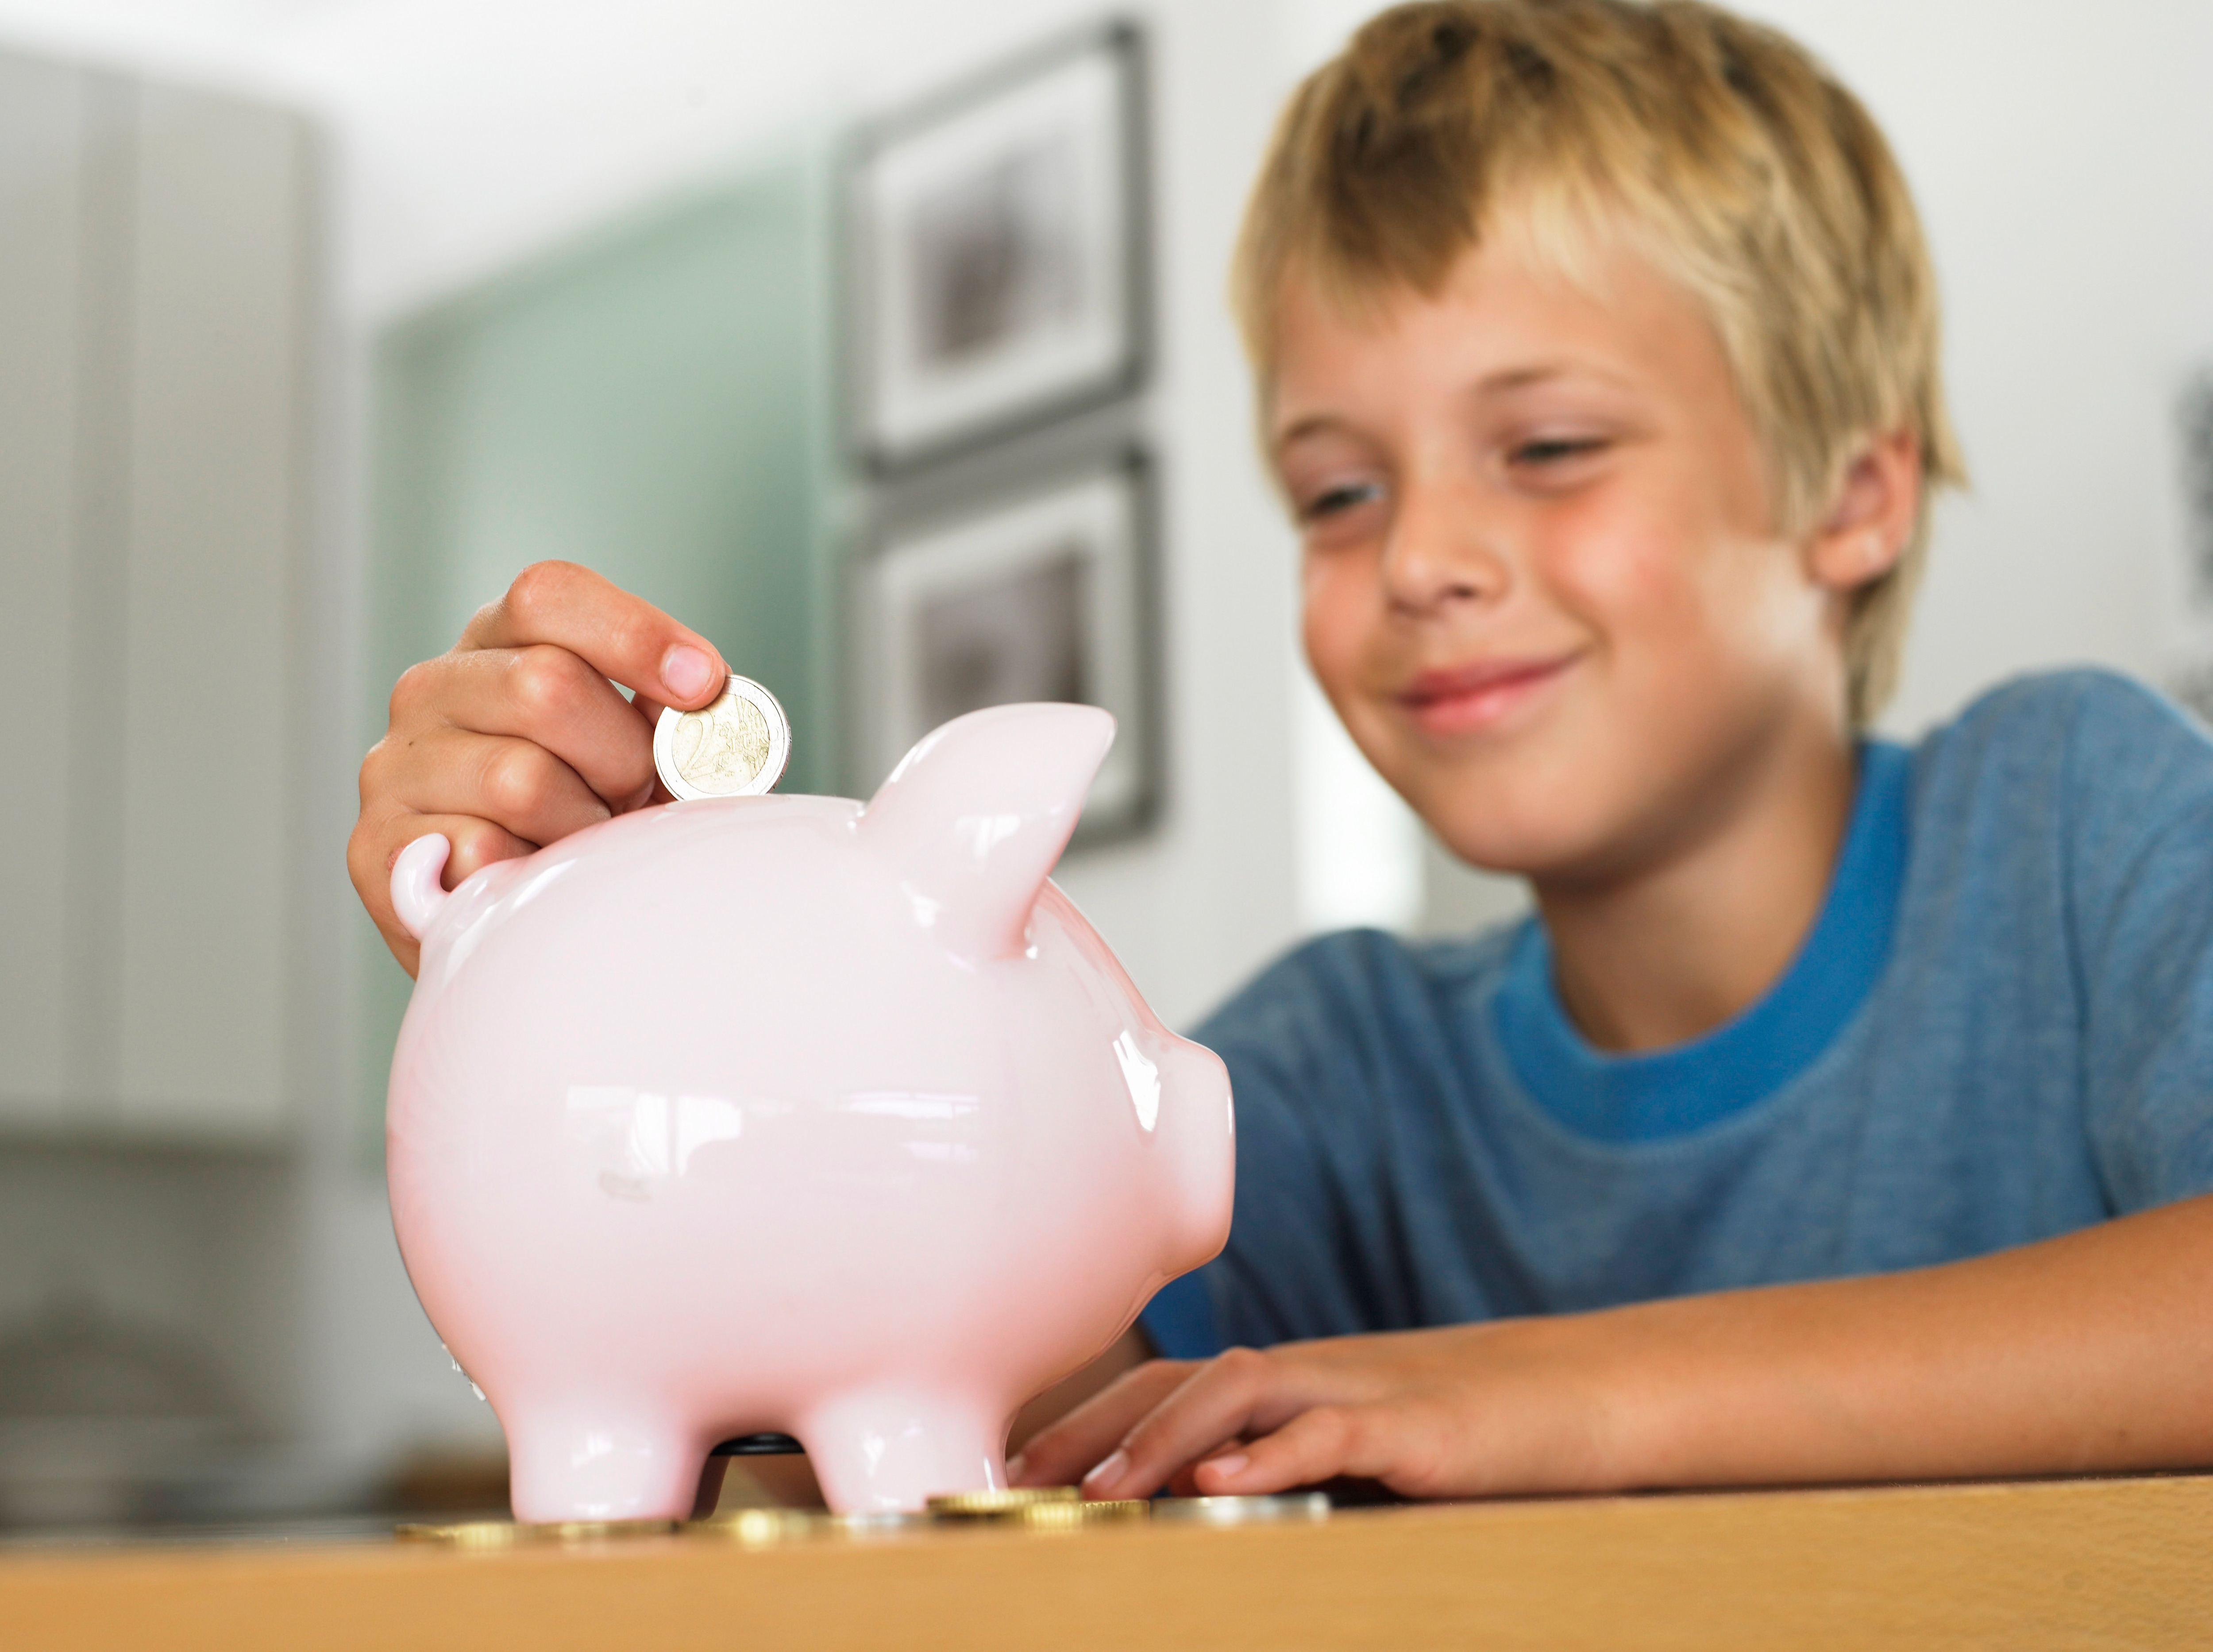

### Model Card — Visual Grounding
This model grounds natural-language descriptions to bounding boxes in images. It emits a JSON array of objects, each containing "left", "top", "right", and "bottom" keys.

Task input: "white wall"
[
  {"left": 1778, "top": 0, "right": 2213, "bottom": 734},
  {"left": 0, "top": 0, "right": 1279, "bottom": 324}
]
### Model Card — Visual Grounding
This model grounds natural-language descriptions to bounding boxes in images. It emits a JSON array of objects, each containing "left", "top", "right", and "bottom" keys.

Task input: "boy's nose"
[{"left": 1379, "top": 482, "right": 1510, "bottom": 618}]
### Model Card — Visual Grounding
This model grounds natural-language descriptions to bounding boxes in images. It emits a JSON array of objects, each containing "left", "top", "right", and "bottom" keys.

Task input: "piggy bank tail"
[{"left": 390, "top": 833, "right": 453, "bottom": 942}]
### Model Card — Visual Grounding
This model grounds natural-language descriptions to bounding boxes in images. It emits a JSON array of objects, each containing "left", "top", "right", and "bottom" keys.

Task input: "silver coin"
[
  {"left": 1149, "top": 1493, "right": 1331, "bottom": 1525},
  {"left": 654, "top": 674, "right": 791, "bottom": 801}
]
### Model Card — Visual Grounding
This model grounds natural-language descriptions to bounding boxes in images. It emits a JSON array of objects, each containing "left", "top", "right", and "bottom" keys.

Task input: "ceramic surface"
[{"left": 386, "top": 703, "right": 1234, "bottom": 1520}]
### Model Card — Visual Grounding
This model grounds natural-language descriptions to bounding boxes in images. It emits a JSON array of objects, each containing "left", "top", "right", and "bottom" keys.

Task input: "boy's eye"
[
  {"left": 1509, "top": 436, "right": 1609, "bottom": 467},
  {"left": 1299, "top": 481, "right": 1384, "bottom": 522}
]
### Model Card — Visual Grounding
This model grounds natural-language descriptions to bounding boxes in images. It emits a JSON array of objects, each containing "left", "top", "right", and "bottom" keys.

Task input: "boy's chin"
[
  {"left": 1410, "top": 779, "right": 1631, "bottom": 888},
  {"left": 1363, "top": 716, "right": 1669, "bottom": 884}
]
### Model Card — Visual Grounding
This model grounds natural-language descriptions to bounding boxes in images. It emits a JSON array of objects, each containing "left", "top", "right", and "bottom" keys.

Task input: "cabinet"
[{"left": 0, "top": 51, "right": 313, "bottom": 1141}]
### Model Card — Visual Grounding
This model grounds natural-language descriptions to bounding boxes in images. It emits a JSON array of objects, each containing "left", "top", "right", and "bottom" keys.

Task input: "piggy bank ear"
[{"left": 860, "top": 702, "right": 1114, "bottom": 961}]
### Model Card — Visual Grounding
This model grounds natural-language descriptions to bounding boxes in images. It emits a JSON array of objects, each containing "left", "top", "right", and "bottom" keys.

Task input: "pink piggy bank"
[{"left": 384, "top": 703, "right": 1233, "bottom": 1520}]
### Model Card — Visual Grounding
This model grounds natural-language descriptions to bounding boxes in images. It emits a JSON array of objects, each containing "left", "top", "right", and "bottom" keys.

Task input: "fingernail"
[
  {"left": 660, "top": 643, "right": 714, "bottom": 702},
  {"left": 1005, "top": 1452, "right": 1029, "bottom": 1485},
  {"left": 1081, "top": 1449, "right": 1129, "bottom": 1495},
  {"left": 1201, "top": 1451, "right": 1249, "bottom": 1484}
]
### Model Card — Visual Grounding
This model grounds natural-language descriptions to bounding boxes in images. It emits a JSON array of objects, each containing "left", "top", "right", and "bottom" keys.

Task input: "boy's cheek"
[
  {"left": 1300, "top": 582, "right": 1421, "bottom": 797},
  {"left": 1536, "top": 500, "right": 1690, "bottom": 621},
  {"left": 1299, "top": 556, "right": 1377, "bottom": 699}
]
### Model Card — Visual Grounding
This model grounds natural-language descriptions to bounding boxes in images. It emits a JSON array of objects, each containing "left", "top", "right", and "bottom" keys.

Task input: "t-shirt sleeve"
[{"left": 2060, "top": 675, "right": 2213, "bottom": 1211}]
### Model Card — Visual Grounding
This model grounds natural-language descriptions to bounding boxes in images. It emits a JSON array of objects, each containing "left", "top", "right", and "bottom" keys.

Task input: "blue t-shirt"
[{"left": 1140, "top": 670, "right": 2213, "bottom": 1359}]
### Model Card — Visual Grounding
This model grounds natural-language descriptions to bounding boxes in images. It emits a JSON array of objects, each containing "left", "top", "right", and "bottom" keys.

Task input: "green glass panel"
[{"left": 358, "top": 144, "right": 837, "bottom": 1162}]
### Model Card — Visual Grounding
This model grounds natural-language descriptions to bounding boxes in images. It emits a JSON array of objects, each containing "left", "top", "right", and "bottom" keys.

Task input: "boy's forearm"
[
  {"left": 1597, "top": 1192, "right": 2213, "bottom": 1487},
  {"left": 1019, "top": 1197, "right": 2213, "bottom": 1501}
]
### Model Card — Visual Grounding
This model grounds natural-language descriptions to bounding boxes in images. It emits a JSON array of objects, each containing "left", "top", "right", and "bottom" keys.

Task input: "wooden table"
[{"left": 8, "top": 1475, "right": 2211, "bottom": 1650}]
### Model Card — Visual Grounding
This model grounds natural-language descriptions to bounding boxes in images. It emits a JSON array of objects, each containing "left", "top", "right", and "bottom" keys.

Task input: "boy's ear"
[{"left": 1806, "top": 428, "right": 1922, "bottom": 593}]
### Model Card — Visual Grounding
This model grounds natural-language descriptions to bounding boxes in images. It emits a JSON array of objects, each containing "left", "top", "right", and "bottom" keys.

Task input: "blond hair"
[{"left": 1234, "top": 0, "right": 1965, "bottom": 724}]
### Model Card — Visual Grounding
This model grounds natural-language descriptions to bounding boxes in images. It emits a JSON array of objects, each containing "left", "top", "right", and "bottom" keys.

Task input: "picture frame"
[
  {"left": 850, "top": 449, "right": 1160, "bottom": 845},
  {"left": 2162, "top": 368, "right": 2213, "bottom": 723},
  {"left": 844, "top": 21, "right": 1150, "bottom": 474}
]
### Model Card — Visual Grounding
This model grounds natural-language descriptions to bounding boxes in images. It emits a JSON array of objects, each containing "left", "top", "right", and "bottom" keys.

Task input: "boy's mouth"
[{"left": 1400, "top": 654, "right": 1577, "bottom": 736}]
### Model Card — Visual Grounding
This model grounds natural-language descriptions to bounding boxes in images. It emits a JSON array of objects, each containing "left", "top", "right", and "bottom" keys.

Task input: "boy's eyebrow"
[
  {"left": 1475, "top": 364, "right": 1578, "bottom": 394},
  {"left": 1272, "top": 363, "right": 1628, "bottom": 452},
  {"left": 1464, "top": 361, "right": 1646, "bottom": 400},
  {"left": 1270, "top": 412, "right": 1362, "bottom": 451}
]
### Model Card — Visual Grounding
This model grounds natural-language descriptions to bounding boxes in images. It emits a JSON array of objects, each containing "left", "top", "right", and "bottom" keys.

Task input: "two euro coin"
[
  {"left": 653, "top": 674, "right": 790, "bottom": 801},
  {"left": 927, "top": 1487, "right": 1149, "bottom": 1530}
]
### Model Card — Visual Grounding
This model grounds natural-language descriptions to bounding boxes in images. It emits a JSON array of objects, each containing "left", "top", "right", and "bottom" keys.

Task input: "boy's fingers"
[
  {"left": 1076, "top": 1346, "right": 1292, "bottom": 1497},
  {"left": 1194, "top": 1405, "right": 1369, "bottom": 1497},
  {"left": 395, "top": 645, "right": 660, "bottom": 809},
  {"left": 436, "top": 812, "right": 544, "bottom": 888},
  {"left": 383, "top": 727, "right": 613, "bottom": 851},
  {"left": 1006, "top": 1362, "right": 1194, "bottom": 1489},
  {"left": 457, "top": 561, "right": 726, "bottom": 709},
  {"left": 626, "top": 691, "right": 680, "bottom": 804},
  {"left": 346, "top": 809, "right": 536, "bottom": 978},
  {"left": 1082, "top": 1346, "right": 1324, "bottom": 1499}
]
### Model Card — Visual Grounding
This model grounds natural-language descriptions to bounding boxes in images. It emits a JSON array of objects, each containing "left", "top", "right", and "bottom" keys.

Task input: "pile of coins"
[
  {"left": 925, "top": 1486, "right": 1150, "bottom": 1531},
  {"left": 696, "top": 1507, "right": 926, "bottom": 1547},
  {"left": 398, "top": 1487, "right": 1334, "bottom": 1549},
  {"left": 396, "top": 1517, "right": 683, "bottom": 1550}
]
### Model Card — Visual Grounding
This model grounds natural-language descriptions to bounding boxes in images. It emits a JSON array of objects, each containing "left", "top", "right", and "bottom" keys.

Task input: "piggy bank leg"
[
  {"left": 502, "top": 1404, "right": 707, "bottom": 1525},
  {"left": 798, "top": 1388, "right": 1009, "bottom": 1514}
]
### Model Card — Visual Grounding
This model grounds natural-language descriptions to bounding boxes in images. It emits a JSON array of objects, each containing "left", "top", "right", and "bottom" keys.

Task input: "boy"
[{"left": 351, "top": 0, "right": 2213, "bottom": 1505}]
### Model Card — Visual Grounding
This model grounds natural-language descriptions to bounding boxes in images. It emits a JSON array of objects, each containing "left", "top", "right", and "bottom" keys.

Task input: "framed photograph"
[
  {"left": 2163, "top": 368, "right": 2213, "bottom": 722},
  {"left": 852, "top": 451, "right": 1160, "bottom": 843},
  {"left": 846, "top": 23, "right": 1149, "bottom": 472}
]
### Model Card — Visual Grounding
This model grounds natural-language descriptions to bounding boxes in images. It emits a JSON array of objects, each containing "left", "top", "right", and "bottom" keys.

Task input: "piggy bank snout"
[{"left": 1152, "top": 1034, "right": 1236, "bottom": 1271}]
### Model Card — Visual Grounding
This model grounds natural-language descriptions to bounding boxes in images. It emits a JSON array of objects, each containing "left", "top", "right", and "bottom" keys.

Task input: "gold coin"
[
  {"left": 689, "top": 1509, "right": 932, "bottom": 1545},
  {"left": 396, "top": 1517, "right": 681, "bottom": 1548},
  {"left": 540, "top": 1518, "right": 682, "bottom": 1543},
  {"left": 395, "top": 1520, "right": 520, "bottom": 1549},
  {"left": 691, "top": 1507, "right": 831, "bottom": 1547},
  {"left": 926, "top": 1486, "right": 1082, "bottom": 1517},
  {"left": 1003, "top": 1498, "right": 1151, "bottom": 1532}
]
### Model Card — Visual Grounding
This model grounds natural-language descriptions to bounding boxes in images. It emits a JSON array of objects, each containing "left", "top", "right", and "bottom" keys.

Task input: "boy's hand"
[
  {"left": 1007, "top": 1319, "right": 1625, "bottom": 1501},
  {"left": 348, "top": 561, "right": 728, "bottom": 977},
  {"left": 1014, "top": 1195, "right": 2213, "bottom": 1502}
]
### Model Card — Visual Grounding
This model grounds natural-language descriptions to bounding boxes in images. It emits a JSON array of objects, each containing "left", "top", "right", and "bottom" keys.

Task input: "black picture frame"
[
  {"left": 842, "top": 20, "right": 1152, "bottom": 477},
  {"left": 848, "top": 445, "right": 1163, "bottom": 847}
]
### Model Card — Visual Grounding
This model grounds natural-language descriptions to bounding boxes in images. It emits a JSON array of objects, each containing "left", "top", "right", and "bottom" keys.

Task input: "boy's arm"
[
  {"left": 348, "top": 561, "right": 728, "bottom": 976},
  {"left": 1014, "top": 1192, "right": 2213, "bottom": 1498}
]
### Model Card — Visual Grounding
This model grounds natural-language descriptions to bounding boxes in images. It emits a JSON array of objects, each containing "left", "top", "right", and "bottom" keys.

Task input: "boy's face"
[{"left": 1272, "top": 231, "right": 1852, "bottom": 881}]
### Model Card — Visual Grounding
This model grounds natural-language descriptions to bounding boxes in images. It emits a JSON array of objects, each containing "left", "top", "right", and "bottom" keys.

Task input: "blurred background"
[{"left": 0, "top": 0, "right": 2208, "bottom": 1532}]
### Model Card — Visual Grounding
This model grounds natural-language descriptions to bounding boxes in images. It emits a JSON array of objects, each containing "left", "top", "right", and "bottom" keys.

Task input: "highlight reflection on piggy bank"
[{"left": 385, "top": 703, "right": 1234, "bottom": 1520}]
